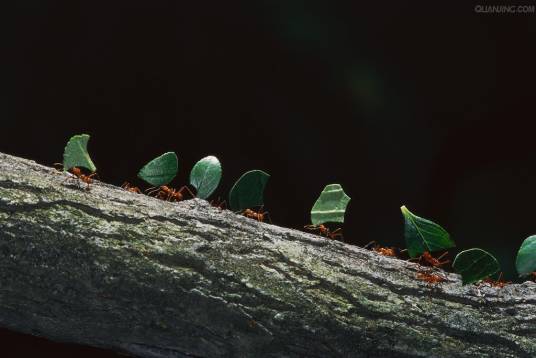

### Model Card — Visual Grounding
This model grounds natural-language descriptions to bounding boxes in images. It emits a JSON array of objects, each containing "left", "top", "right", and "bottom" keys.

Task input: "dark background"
[{"left": 2, "top": 1, "right": 536, "bottom": 356}]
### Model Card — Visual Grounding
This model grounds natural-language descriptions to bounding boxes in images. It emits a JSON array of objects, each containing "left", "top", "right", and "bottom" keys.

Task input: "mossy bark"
[{"left": 0, "top": 152, "right": 536, "bottom": 357}]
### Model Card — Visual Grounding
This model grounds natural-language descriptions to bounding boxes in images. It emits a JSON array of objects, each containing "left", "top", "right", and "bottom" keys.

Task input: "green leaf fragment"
[
  {"left": 400, "top": 205, "right": 455, "bottom": 258},
  {"left": 63, "top": 134, "right": 97, "bottom": 172},
  {"left": 189, "top": 156, "right": 222, "bottom": 199},
  {"left": 453, "top": 248, "right": 500, "bottom": 285},
  {"left": 310, "top": 184, "right": 351, "bottom": 225},
  {"left": 137, "top": 152, "right": 178, "bottom": 187},
  {"left": 516, "top": 235, "right": 536, "bottom": 277},
  {"left": 229, "top": 170, "right": 270, "bottom": 211}
]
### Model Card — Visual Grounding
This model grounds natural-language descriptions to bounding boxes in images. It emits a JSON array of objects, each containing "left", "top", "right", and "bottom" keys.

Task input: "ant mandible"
[
  {"left": 304, "top": 224, "right": 343, "bottom": 240},
  {"left": 121, "top": 182, "right": 142, "bottom": 194},
  {"left": 146, "top": 185, "right": 195, "bottom": 202},
  {"left": 242, "top": 207, "right": 271, "bottom": 223}
]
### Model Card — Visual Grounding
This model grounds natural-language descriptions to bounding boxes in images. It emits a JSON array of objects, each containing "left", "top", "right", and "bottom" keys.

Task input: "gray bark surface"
[{"left": 0, "top": 152, "right": 536, "bottom": 358}]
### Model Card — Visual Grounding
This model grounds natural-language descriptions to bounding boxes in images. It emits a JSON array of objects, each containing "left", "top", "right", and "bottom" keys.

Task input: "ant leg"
[
  {"left": 437, "top": 252, "right": 449, "bottom": 261},
  {"left": 331, "top": 228, "right": 342, "bottom": 235},
  {"left": 333, "top": 231, "right": 344, "bottom": 238},
  {"left": 145, "top": 187, "right": 161, "bottom": 196},
  {"left": 408, "top": 255, "right": 423, "bottom": 263},
  {"left": 363, "top": 241, "right": 377, "bottom": 249},
  {"left": 329, "top": 228, "right": 343, "bottom": 239},
  {"left": 263, "top": 211, "right": 272, "bottom": 224},
  {"left": 178, "top": 186, "right": 195, "bottom": 199}
]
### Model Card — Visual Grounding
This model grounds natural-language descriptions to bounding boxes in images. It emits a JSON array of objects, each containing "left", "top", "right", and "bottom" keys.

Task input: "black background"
[{"left": 2, "top": 1, "right": 536, "bottom": 356}]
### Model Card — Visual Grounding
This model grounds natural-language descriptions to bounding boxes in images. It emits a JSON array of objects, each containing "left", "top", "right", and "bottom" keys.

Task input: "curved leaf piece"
[
  {"left": 229, "top": 170, "right": 270, "bottom": 211},
  {"left": 453, "top": 248, "right": 500, "bottom": 285},
  {"left": 400, "top": 205, "right": 455, "bottom": 258},
  {"left": 189, "top": 156, "right": 222, "bottom": 199},
  {"left": 516, "top": 235, "right": 536, "bottom": 277},
  {"left": 137, "top": 152, "right": 178, "bottom": 187},
  {"left": 63, "top": 134, "right": 97, "bottom": 172},
  {"left": 310, "top": 184, "right": 351, "bottom": 225}
]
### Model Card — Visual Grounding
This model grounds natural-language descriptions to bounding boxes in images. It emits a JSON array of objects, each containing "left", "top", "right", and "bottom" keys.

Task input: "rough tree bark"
[{"left": 0, "top": 152, "right": 535, "bottom": 358}]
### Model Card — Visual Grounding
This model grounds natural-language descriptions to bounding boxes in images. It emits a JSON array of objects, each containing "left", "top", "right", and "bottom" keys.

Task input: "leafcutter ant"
[
  {"left": 410, "top": 251, "right": 450, "bottom": 269},
  {"left": 242, "top": 207, "right": 271, "bottom": 223},
  {"left": 121, "top": 182, "right": 142, "bottom": 194},
  {"left": 364, "top": 241, "right": 398, "bottom": 257},
  {"left": 57, "top": 165, "right": 98, "bottom": 191},
  {"left": 146, "top": 185, "right": 195, "bottom": 202},
  {"left": 304, "top": 224, "right": 343, "bottom": 240},
  {"left": 479, "top": 272, "right": 511, "bottom": 289},
  {"left": 416, "top": 270, "right": 447, "bottom": 285}
]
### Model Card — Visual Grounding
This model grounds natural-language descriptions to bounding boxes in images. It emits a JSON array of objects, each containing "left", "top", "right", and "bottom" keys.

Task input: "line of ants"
[
  {"left": 56, "top": 166, "right": 272, "bottom": 223},
  {"left": 361, "top": 241, "right": 516, "bottom": 288},
  {"left": 54, "top": 166, "right": 525, "bottom": 287}
]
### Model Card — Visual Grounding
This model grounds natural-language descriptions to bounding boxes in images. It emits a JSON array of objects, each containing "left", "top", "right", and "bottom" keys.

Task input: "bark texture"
[{"left": 0, "top": 152, "right": 536, "bottom": 357}]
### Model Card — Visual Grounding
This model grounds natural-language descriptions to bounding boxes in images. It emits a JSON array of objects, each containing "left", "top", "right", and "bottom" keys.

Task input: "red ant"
[
  {"left": 416, "top": 270, "right": 447, "bottom": 285},
  {"left": 146, "top": 185, "right": 195, "bottom": 202},
  {"left": 121, "top": 182, "right": 142, "bottom": 194},
  {"left": 242, "top": 207, "right": 271, "bottom": 223},
  {"left": 364, "top": 241, "right": 398, "bottom": 257},
  {"left": 304, "top": 224, "right": 343, "bottom": 240},
  {"left": 410, "top": 251, "right": 450, "bottom": 269},
  {"left": 479, "top": 272, "right": 511, "bottom": 289},
  {"left": 60, "top": 166, "right": 98, "bottom": 190}
]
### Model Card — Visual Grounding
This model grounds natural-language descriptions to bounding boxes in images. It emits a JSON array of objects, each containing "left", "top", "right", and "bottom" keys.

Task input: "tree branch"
[{"left": 0, "top": 152, "right": 535, "bottom": 357}]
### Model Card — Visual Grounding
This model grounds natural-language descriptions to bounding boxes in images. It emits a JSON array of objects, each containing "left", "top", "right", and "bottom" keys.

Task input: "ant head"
[{"left": 71, "top": 167, "right": 82, "bottom": 175}]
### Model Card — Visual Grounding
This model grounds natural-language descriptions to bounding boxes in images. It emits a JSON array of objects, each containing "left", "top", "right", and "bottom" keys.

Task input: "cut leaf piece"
[
  {"left": 516, "top": 235, "right": 536, "bottom": 277},
  {"left": 400, "top": 205, "right": 455, "bottom": 258},
  {"left": 189, "top": 156, "right": 222, "bottom": 199},
  {"left": 137, "top": 152, "right": 178, "bottom": 187},
  {"left": 453, "top": 248, "right": 500, "bottom": 285},
  {"left": 63, "top": 134, "right": 96, "bottom": 172},
  {"left": 310, "top": 184, "right": 351, "bottom": 225},
  {"left": 229, "top": 170, "right": 270, "bottom": 211}
]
